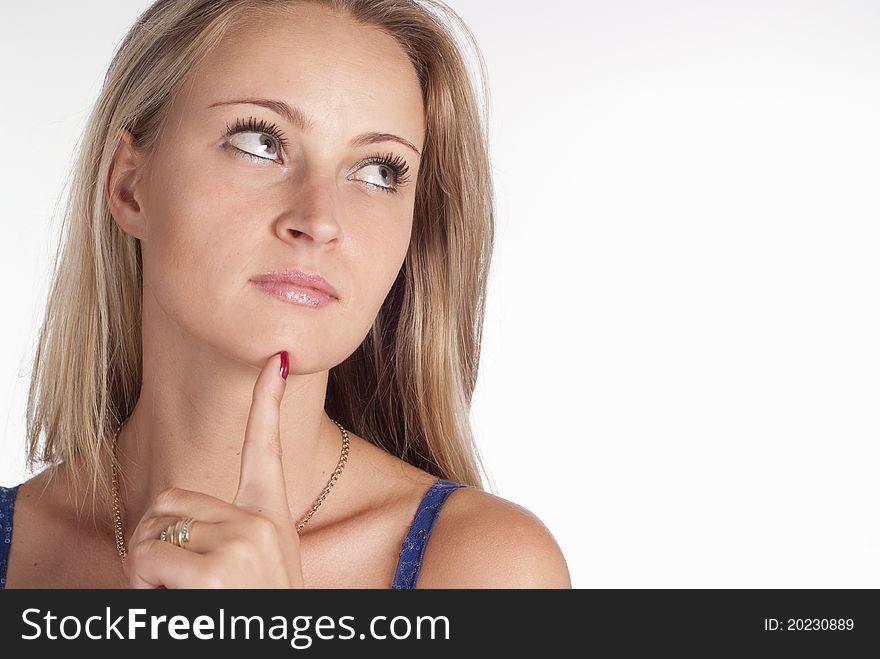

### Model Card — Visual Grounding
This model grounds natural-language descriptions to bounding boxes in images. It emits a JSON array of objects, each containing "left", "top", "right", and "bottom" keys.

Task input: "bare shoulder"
[
  {"left": 416, "top": 487, "right": 572, "bottom": 588},
  {"left": 4, "top": 464, "right": 123, "bottom": 588}
]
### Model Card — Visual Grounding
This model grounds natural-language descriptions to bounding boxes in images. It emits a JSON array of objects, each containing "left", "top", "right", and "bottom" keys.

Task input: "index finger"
[{"left": 233, "top": 350, "right": 290, "bottom": 515}]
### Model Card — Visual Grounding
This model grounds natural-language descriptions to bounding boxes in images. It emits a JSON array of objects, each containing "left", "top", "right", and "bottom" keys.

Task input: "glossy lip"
[
  {"left": 250, "top": 269, "right": 340, "bottom": 309},
  {"left": 250, "top": 269, "right": 339, "bottom": 299}
]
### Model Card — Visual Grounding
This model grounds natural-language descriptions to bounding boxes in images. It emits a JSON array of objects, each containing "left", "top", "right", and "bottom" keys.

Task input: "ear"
[{"left": 106, "top": 129, "right": 147, "bottom": 240}]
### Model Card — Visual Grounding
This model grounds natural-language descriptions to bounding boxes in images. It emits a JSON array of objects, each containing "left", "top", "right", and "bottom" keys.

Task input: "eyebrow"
[{"left": 208, "top": 97, "right": 421, "bottom": 158}]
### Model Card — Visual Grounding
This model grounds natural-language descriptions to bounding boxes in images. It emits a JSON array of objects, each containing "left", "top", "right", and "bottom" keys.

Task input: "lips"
[
  {"left": 250, "top": 269, "right": 339, "bottom": 300},
  {"left": 249, "top": 269, "right": 339, "bottom": 309}
]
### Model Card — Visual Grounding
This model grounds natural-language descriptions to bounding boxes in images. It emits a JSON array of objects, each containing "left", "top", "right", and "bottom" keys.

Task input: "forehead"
[{"left": 176, "top": 5, "right": 425, "bottom": 144}]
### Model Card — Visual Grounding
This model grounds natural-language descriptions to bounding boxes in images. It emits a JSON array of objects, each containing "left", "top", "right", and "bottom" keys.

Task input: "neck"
[{"left": 111, "top": 294, "right": 347, "bottom": 548}]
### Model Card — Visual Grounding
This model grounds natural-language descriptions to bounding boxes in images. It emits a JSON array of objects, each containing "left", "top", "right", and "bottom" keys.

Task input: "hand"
[{"left": 124, "top": 351, "right": 304, "bottom": 588}]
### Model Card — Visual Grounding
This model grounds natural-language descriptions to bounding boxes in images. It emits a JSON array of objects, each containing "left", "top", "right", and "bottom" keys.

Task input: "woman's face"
[{"left": 129, "top": 5, "right": 425, "bottom": 373}]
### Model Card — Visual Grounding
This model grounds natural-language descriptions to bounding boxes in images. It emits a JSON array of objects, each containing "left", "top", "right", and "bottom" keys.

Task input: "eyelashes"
[
  {"left": 222, "top": 116, "right": 411, "bottom": 194},
  {"left": 359, "top": 152, "right": 411, "bottom": 191},
  {"left": 225, "top": 115, "right": 291, "bottom": 154}
]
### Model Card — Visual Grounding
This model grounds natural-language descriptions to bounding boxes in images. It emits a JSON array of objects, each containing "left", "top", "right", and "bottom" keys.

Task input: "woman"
[{"left": 0, "top": 0, "right": 570, "bottom": 589}]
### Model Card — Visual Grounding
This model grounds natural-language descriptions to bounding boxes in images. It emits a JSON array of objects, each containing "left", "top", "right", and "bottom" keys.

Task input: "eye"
[
  {"left": 229, "top": 132, "right": 279, "bottom": 161},
  {"left": 223, "top": 117, "right": 289, "bottom": 163},
  {"left": 358, "top": 163, "right": 396, "bottom": 189},
  {"left": 351, "top": 153, "right": 411, "bottom": 195}
]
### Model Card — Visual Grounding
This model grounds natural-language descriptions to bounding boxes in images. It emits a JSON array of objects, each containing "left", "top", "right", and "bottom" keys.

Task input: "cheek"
[
  {"left": 141, "top": 162, "right": 246, "bottom": 310},
  {"left": 356, "top": 209, "right": 412, "bottom": 290}
]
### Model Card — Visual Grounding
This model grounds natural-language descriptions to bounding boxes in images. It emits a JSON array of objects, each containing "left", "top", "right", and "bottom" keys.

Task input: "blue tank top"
[
  {"left": 391, "top": 479, "right": 466, "bottom": 589},
  {"left": 0, "top": 484, "right": 19, "bottom": 588},
  {"left": 0, "top": 478, "right": 465, "bottom": 589}
]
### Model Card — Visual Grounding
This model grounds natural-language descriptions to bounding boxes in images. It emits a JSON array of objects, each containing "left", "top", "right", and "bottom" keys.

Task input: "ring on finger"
[{"left": 159, "top": 517, "right": 195, "bottom": 549}]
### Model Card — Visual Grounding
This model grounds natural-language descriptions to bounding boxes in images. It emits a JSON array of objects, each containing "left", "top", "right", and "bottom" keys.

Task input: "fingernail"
[{"left": 279, "top": 351, "right": 289, "bottom": 380}]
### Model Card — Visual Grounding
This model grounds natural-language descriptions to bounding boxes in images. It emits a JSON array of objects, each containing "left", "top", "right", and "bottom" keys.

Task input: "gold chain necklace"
[{"left": 110, "top": 418, "right": 350, "bottom": 561}]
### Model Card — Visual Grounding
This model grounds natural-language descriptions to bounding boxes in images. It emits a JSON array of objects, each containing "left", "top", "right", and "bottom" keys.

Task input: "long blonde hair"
[{"left": 25, "top": 0, "right": 495, "bottom": 512}]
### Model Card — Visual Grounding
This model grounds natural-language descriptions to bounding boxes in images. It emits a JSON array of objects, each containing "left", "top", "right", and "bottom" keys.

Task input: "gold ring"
[
  {"left": 173, "top": 518, "right": 184, "bottom": 547},
  {"left": 180, "top": 517, "right": 194, "bottom": 547},
  {"left": 160, "top": 517, "right": 195, "bottom": 549}
]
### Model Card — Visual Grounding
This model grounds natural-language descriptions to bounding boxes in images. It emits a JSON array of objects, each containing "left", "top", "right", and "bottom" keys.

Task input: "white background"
[{"left": 2, "top": 1, "right": 879, "bottom": 588}]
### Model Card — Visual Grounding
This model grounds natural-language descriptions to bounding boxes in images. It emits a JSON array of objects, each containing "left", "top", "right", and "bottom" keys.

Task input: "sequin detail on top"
[
  {"left": 0, "top": 485, "right": 20, "bottom": 589},
  {"left": 391, "top": 479, "right": 466, "bottom": 589}
]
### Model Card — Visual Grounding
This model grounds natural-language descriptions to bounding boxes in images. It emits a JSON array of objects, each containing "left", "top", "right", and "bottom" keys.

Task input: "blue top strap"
[
  {"left": 1, "top": 485, "right": 20, "bottom": 589},
  {"left": 392, "top": 478, "right": 467, "bottom": 589}
]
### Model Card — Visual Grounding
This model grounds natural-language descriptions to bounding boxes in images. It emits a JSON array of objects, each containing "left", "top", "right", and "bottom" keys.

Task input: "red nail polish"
[{"left": 279, "top": 351, "right": 289, "bottom": 380}]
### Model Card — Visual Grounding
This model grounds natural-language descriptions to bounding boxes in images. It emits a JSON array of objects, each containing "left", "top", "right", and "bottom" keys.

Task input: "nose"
[{"left": 275, "top": 175, "right": 343, "bottom": 248}]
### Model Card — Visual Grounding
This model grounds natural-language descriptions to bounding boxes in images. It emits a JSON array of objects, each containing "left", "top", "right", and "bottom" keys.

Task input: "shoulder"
[
  {"left": 416, "top": 486, "right": 572, "bottom": 588},
  {"left": 6, "top": 464, "right": 135, "bottom": 588}
]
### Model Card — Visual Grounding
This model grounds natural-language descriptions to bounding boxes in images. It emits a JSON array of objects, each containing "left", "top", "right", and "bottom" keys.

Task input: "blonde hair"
[{"left": 25, "top": 0, "right": 495, "bottom": 514}]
